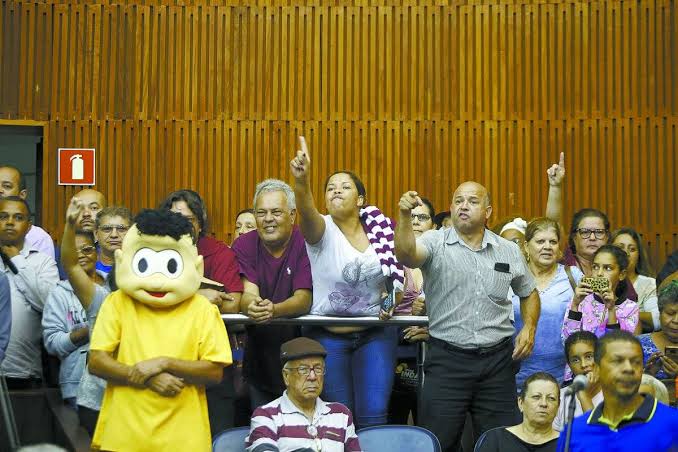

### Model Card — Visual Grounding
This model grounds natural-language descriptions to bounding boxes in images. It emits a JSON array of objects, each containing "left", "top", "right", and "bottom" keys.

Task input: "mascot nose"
[{"left": 145, "top": 276, "right": 166, "bottom": 291}]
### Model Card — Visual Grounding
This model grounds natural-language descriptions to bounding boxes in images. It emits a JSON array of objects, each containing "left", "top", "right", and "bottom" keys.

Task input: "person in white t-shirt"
[
  {"left": 290, "top": 136, "right": 401, "bottom": 430},
  {"left": 553, "top": 331, "right": 604, "bottom": 431}
]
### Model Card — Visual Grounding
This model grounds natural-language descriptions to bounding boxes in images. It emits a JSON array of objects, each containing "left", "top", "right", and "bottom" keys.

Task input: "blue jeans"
[{"left": 304, "top": 326, "right": 398, "bottom": 429}]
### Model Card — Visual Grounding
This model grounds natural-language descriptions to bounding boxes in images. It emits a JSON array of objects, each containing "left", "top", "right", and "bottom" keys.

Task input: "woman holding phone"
[
  {"left": 560, "top": 245, "right": 641, "bottom": 380},
  {"left": 562, "top": 245, "right": 641, "bottom": 339},
  {"left": 290, "top": 136, "right": 403, "bottom": 429},
  {"left": 640, "top": 281, "right": 678, "bottom": 379}
]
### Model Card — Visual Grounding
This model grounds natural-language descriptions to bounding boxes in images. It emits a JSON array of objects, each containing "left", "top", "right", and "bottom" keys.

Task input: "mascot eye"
[
  {"left": 157, "top": 250, "right": 184, "bottom": 279},
  {"left": 132, "top": 248, "right": 157, "bottom": 277}
]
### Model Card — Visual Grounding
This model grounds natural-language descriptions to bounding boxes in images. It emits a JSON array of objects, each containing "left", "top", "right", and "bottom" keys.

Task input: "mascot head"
[{"left": 115, "top": 209, "right": 204, "bottom": 308}]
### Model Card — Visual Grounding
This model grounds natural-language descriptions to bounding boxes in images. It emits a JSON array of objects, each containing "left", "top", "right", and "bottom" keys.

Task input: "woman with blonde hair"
[{"left": 512, "top": 218, "right": 583, "bottom": 387}]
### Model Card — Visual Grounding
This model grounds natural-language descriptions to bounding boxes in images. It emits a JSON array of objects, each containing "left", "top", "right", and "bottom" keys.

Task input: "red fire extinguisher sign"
[{"left": 58, "top": 148, "right": 96, "bottom": 186}]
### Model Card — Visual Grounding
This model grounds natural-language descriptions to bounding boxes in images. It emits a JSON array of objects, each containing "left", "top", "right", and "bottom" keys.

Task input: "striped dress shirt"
[
  {"left": 417, "top": 226, "right": 537, "bottom": 348},
  {"left": 247, "top": 391, "right": 362, "bottom": 452}
]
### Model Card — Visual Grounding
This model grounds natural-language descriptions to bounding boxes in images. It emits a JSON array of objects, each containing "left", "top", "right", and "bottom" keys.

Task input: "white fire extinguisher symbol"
[{"left": 70, "top": 155, "right": 84, "bottom": 180}]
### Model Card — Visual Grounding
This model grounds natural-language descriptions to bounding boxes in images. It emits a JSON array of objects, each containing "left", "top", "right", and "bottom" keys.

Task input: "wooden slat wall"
[{"left": 1, "top": 0, "right": 676, "bottom": 269}]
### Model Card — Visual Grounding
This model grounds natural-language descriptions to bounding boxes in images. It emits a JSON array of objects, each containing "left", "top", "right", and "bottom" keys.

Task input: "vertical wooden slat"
[{"left": 1, "top": 0, "right": 675, "bottom": 268}]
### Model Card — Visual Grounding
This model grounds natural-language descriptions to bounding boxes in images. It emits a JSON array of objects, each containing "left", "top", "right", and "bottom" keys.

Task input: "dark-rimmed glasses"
[
  {"left": 285, "top": 365, "right": 325, "bottom": 376},
  {"left": 576, "top": 228, "right": 607, "bottom": 239}
]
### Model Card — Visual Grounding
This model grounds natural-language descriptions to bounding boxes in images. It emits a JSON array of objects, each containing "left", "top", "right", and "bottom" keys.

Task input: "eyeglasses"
[
  {"left": 77, "top": 245, "right": 97, "bottom": 255},
  {"left": 411, "top": 214, "right": 431, "bottom": 222},
  {"left": 576, "top": 228, "right": 607, "bottom": 239},
  {"left": 98, "top": 224, "right": 130, "bottom": 235},
  {"left": 285, "top": 365, "right": 325, "bottom": 376}
]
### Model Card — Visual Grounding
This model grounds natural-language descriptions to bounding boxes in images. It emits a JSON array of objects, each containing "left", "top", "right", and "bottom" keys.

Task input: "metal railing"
[
  {"left": 220, "top": 314, "right": 429, "bottom": 326},
  {"left": 221, "top": 314, "right": 430, "bottom": 389}
]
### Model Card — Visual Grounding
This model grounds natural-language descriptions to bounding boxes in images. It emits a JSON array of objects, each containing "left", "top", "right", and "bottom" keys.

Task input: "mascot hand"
[
  {"left": 129, "top": 357, "right": 168, "bottom": 385},
  {"left": 146, "top": 372, "right": 185, "bottom": 397}
]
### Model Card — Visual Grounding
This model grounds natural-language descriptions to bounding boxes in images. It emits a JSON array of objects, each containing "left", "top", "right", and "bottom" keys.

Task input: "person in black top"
[{"left": 475, "top": 372, "right": 560, "bottom": 452}]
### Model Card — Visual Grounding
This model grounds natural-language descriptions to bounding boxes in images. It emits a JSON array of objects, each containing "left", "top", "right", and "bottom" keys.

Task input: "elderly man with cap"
[{"left": 246, "top": 337, "right": 361, "bottom": 452}]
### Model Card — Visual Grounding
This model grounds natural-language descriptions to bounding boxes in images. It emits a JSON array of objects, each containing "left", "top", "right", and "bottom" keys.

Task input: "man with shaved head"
[
  {"left": 53, "top": 188, "right": 106, "bottom": 280},
  {"left": 395, "top": 181, "right": 541, "bottom": 452},
  {"left": 71, "top": 189, "right": 106, "bottom": 233},
  {"left": 0, "top": 165, "right": 55, "bottom": 258}
]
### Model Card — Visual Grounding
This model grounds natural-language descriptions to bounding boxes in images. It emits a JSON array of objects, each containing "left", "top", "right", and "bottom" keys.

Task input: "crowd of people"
[{"left": 0, "top": 139, "right": 677, "bottom": 451}]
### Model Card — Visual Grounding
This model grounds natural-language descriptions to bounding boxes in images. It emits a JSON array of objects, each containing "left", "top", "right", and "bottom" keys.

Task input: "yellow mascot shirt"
[{"left": 90, "top": 290, "right": 232, "bottom": 451}]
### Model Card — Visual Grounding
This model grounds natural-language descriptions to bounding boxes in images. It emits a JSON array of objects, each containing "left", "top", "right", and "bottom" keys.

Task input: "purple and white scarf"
[{"left": 359, "top": 205, "right": 405, "bottom": 292}]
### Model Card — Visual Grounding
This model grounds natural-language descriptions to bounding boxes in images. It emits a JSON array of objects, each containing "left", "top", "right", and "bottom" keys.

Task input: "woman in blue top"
[
  {"left": 640, "top": 281, "right": 678, "bottom": 380},
  {"left": 513, "top": 218, "right": 582, "bottom": 388}
]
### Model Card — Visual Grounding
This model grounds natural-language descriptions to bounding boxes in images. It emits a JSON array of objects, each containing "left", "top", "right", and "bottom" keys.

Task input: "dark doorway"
[{"left": 0, "top": 125, "right": 44, "bottom": 228}]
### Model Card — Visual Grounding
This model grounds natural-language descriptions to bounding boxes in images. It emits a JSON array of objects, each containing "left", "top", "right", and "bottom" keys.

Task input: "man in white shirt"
[
  {"left": 0, "top": 165, "right": 54, "bottom": 259},
  {"left": 0, "top": 196, "right": 59, "bottom": 388},
  {"left": 553, "top": 331, "right": 604, "bottom": 431}
]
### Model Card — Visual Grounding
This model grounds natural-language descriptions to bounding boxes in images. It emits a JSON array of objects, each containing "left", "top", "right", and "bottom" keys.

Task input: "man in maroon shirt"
[{"left": 232, "top": 179, "right": 313, "bottom": 409}]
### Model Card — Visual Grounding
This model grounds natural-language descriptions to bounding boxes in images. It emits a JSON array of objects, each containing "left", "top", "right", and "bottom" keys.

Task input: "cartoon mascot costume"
[{"left": 88, "top": 209, "right": 232, "bottom": 451}]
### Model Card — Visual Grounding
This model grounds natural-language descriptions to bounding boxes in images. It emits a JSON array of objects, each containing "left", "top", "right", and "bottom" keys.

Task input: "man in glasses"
[
  {"left": 0, "top": 196, "right": 59, "bottom": 390},
  {"left": 246, "top": 337, "right": 361, "bottom": 452},
  {"left": 93, "top": 206, "right": 133, "bottom": 279}
]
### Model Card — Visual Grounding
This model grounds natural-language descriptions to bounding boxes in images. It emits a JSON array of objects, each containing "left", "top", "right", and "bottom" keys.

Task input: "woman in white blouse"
[{"left": 611, "top": 227, "right": 659, "bottom": 332}]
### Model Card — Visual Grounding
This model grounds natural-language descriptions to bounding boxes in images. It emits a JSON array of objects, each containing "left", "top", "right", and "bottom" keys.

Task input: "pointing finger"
[{"left": 299, "top": 136, "right": 310, "bottom": 163}]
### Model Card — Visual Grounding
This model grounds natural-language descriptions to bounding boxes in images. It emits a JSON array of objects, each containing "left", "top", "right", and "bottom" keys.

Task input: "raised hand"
[
  {"left": 600, "top": 288, "right": 616, "bottom": 311},
  {"left": 399, "top": 191, "right": 423, "bottom": 214},
  {"left": 66, "top": 197, "right": 84, "bottom": 225},
  {"left": 547, "top": 152, "right": 565, "bottom": 186},
  {"left": 290, "top": 136, "right": 311, "bottom": 180},
  {"left": 572, "top": 280, "right": 593, "bottom": 310}
]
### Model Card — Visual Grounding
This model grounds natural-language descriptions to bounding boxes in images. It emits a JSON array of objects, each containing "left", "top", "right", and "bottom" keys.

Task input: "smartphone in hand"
[
  {"left": 665, "top": 346, "right": 678, "bottom": 362},
  {"left": 581, "top": 276, "right": 609, "bottom": 295}
]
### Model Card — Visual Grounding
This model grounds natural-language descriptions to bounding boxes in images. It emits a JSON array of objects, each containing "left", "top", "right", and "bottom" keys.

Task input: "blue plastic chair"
[
  {"left": 473, "top": 427, "right": 506, "bottom": 452},
  {"left": 212, "top": 426, "right": 249, "bottom": 452},
  {"left": 357, "top": 425, "right": 442, "bottom": 452}
]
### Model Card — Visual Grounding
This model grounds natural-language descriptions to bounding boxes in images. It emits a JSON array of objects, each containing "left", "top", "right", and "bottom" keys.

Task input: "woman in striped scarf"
[{"left": 290, "top": 136, "right": 403, "bottom": 429}]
